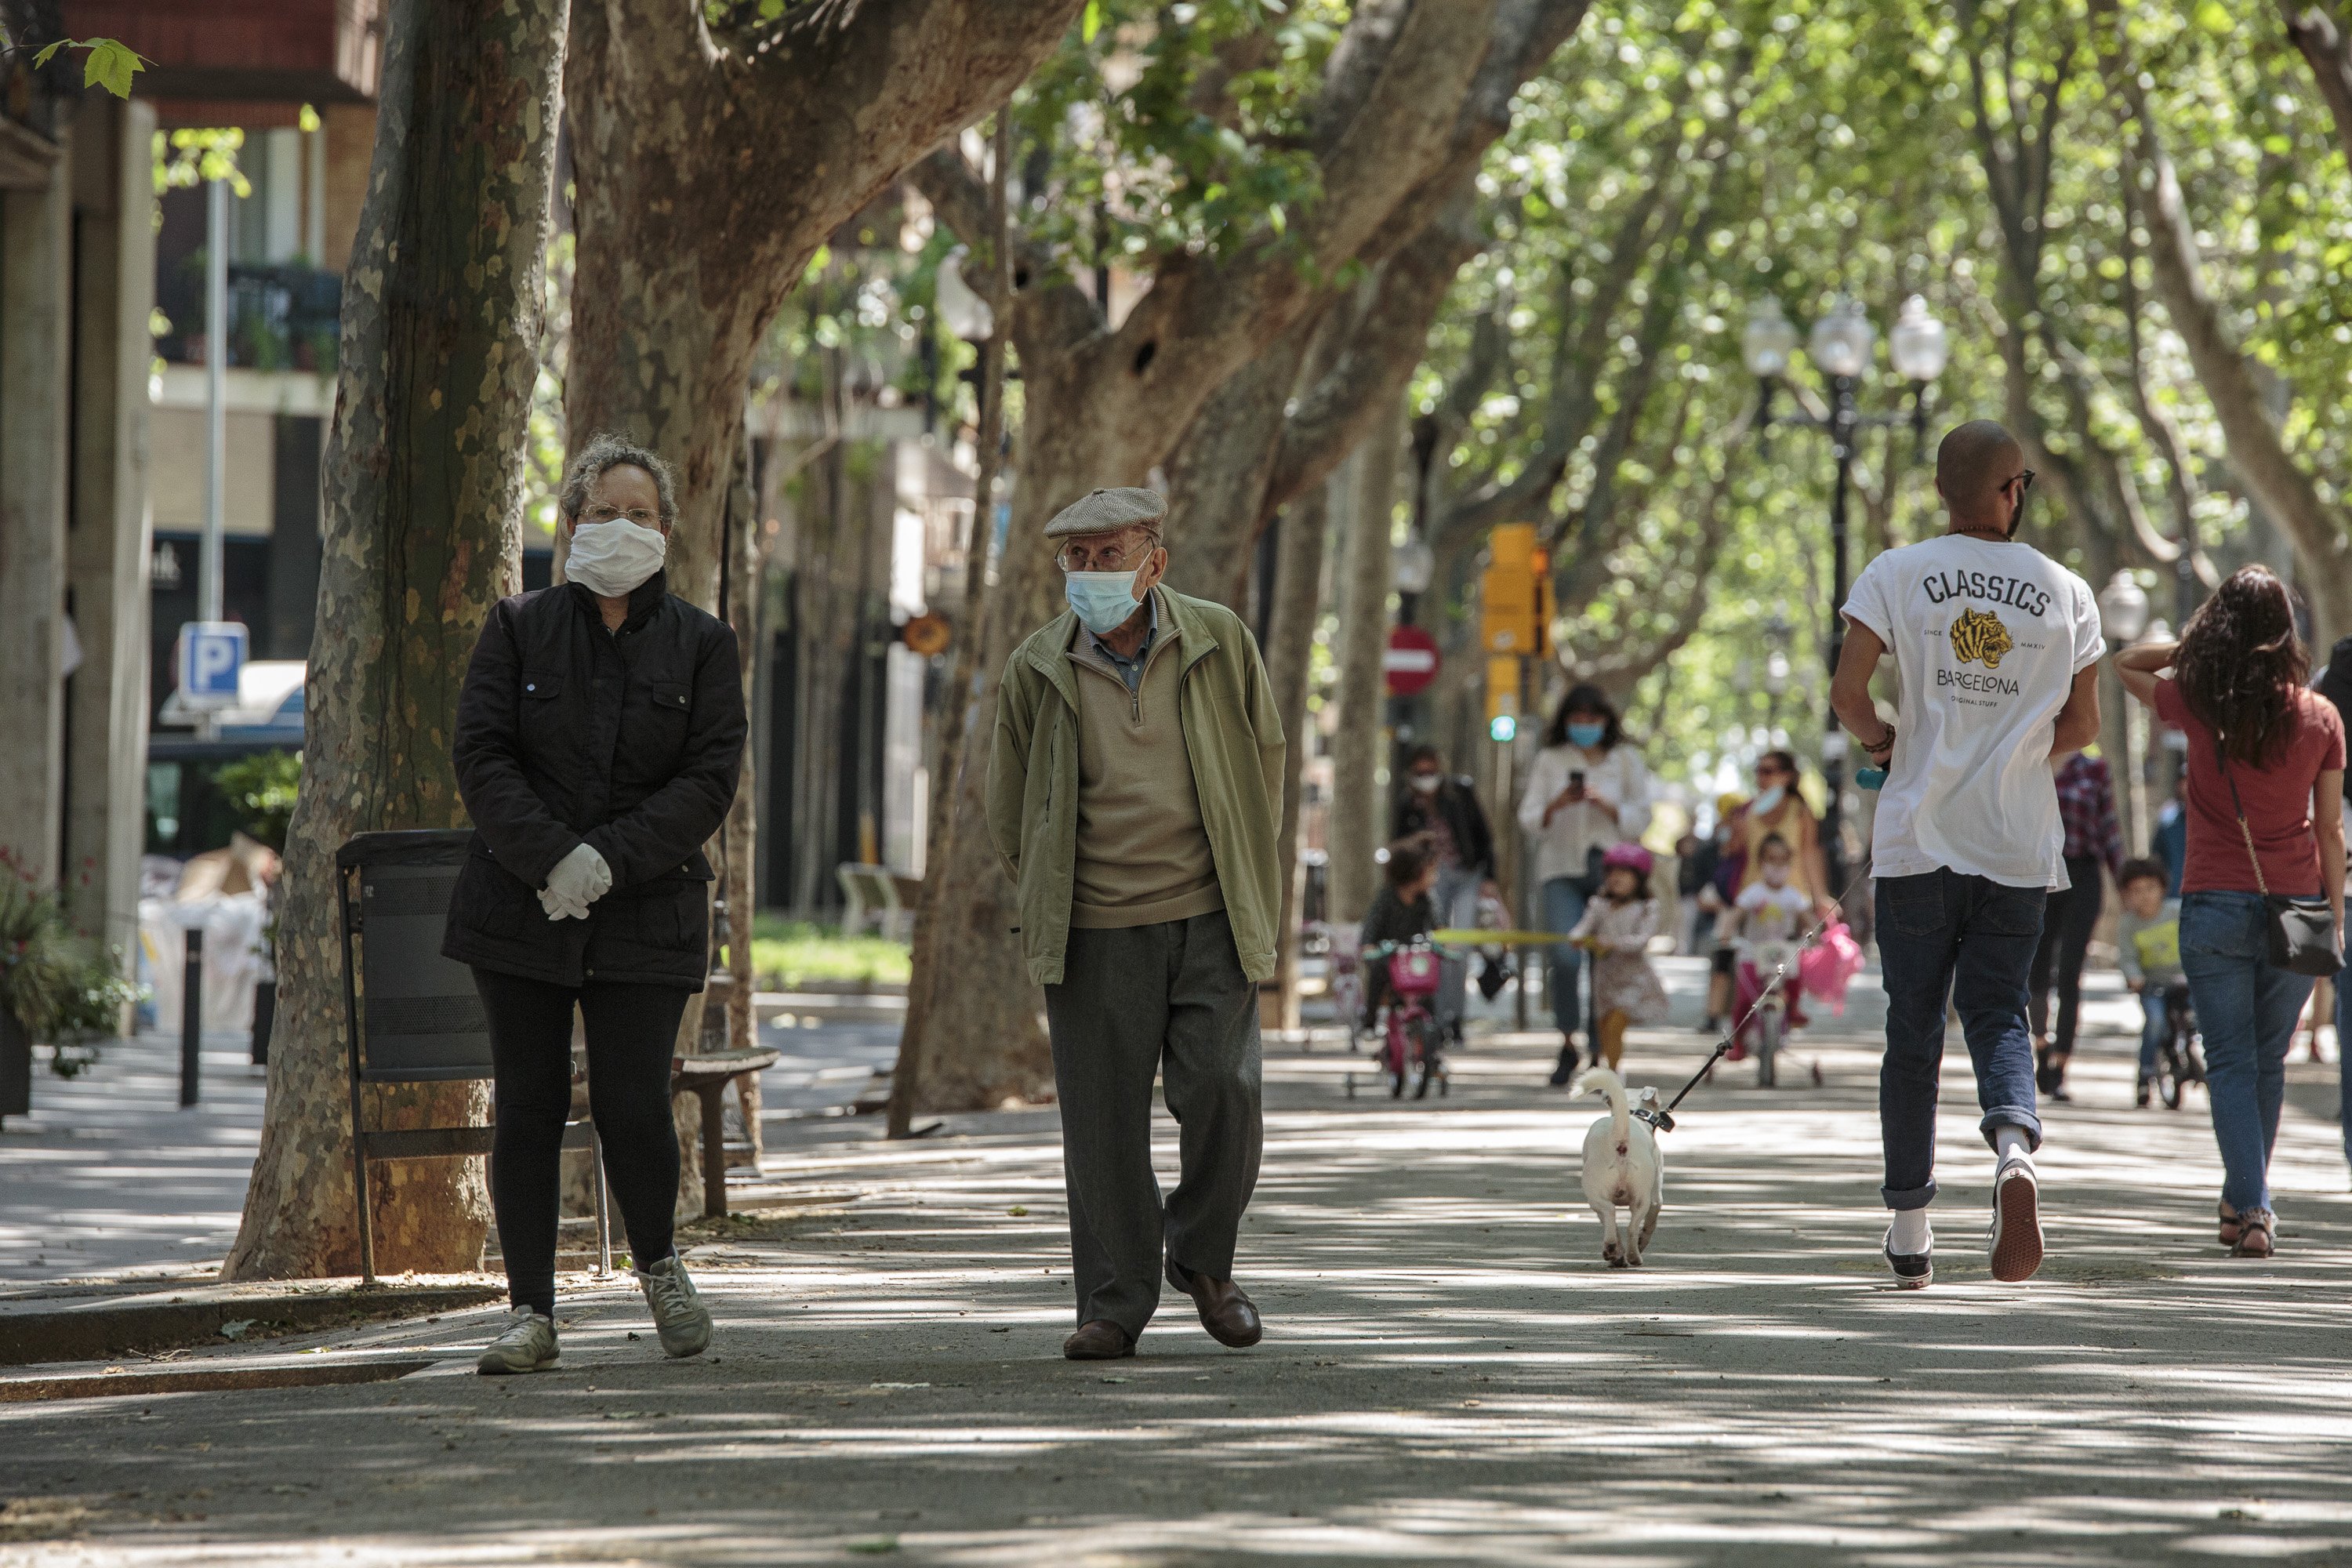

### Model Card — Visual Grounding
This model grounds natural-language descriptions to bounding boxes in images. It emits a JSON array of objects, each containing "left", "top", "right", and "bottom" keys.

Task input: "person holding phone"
[{"left": 1517, "top": 684, "right": 1652, "bottom": 1083}]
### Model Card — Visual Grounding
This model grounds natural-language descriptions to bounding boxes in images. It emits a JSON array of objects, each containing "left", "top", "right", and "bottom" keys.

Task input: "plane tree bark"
[
  {"left": 897, "top": 0, "right": 1534, "bottom": 1111},
  {"left": 561, "top": 0, "right": 1087, "bottom": 609},
  {"left": 225, "top": 0, "right": 568, "bottom": 1277}
]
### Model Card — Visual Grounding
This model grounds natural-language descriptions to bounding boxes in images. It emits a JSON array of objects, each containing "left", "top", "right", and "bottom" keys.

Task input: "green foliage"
[
  {"left": 0, "top": 852, "right": 135, "bottom": 1069},
  {"left": 741, "top": 914, "right": 910, "bottom": 990},
  {"left": 14, "top": 34, "right": 147, "bottom": 97},
  {"left": 1011, "top": 0, "right": 1339, "bottom": 277},
  {"left": 212, "top": 750, "right": 303, "bottom": 853},
  {"left": 154, "top": 129, "right": 252, "bottom": 199}
]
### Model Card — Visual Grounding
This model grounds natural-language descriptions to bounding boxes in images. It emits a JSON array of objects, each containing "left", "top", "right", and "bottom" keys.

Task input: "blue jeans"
[
  {"left": 1541, "top": 876, "right": 1590, "bottom": 1039},
  {"left": 2339, "top": 960, "right": 2352, "bottom": 1173},
  {"left": 2180, "top": 891, "right": 2315, "bottom": 1214},
  {"left": 2136, "top": 989, "right": 2171, "bottom": 1077},
  {"left": 1874, "top": 869, "right": 2047, "bottom": 1210}
]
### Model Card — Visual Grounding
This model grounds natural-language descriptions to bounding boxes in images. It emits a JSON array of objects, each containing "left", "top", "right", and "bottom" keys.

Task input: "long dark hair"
[
  {"left": 2175, "top": 565, "right": 2310, "bottom": 767},
  {"left": 1542, "top": 683, "right": 1624, "bottom": 751}
]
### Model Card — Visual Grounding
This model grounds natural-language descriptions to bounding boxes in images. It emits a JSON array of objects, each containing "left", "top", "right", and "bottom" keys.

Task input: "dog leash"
[{"left": 1632, "top": 862, "right": 1877, "bottom": 1134}]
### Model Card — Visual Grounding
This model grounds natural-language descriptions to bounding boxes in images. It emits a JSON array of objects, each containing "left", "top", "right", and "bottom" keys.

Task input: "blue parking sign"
[{"left": 177, "top": 621, "right": 247, "bottom": 706}]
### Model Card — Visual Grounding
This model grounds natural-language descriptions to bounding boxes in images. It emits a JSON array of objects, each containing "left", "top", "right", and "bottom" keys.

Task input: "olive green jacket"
[{"left": 986, "top": 587, "right": 1285, "bottom": 986}]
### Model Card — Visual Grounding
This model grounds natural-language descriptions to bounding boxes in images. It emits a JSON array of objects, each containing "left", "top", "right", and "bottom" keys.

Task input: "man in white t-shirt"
[{"left": 1830, "top": 420, "right": 2103, "bottom": 1290}]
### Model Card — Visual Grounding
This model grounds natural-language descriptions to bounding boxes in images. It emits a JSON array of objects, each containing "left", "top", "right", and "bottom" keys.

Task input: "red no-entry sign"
[{"left": 1384, "top": 625, "right": 1439, "bottom": 697}]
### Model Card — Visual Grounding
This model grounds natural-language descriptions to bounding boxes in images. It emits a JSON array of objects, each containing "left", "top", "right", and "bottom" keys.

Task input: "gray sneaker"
[
  {"left": 476, "top": 1307, "right": 558, "bottom": 1375},
  {"left": 634, "top": 1253, "right": 713, "bottom": 1358}
]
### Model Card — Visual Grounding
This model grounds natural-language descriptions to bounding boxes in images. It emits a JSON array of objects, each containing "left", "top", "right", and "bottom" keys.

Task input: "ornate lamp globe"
[
  {"left": 2097, "top": 571, "right": 2151, "bottom": 645},
  {"left": 1742, "top": 297, "right": 1799, "bottom": 379},
  {"left": 1889, "top": 294, "right": 1949, "bottom": 383},
  {"left": 1808, "top": 294, "right": 1875, "bottom": 379}
]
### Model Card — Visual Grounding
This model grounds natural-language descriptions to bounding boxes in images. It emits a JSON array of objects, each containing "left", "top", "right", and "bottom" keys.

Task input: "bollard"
[{"left": 181, "top": 926, "right": 203, "bottom": 1108}]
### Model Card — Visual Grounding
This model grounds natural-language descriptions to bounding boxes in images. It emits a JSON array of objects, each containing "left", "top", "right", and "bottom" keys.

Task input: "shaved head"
[{"left": 1935, "top": 420, "right": 2027, "bottom": 532}]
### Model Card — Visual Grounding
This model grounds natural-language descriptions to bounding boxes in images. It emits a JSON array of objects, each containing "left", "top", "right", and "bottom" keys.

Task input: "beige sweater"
[{"left": 1065, "top": 619, "right": 1225, "bottom": 929}]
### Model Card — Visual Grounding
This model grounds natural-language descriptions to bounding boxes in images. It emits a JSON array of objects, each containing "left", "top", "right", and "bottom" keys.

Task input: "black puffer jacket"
[{"left": 442, "top": 571, "right": 746, "bottom": 989}]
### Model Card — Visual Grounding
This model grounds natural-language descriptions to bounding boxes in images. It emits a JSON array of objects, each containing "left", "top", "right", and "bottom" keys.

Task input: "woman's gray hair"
[{"left": 558, "top": 434, "right": 679, "bottom": 526}]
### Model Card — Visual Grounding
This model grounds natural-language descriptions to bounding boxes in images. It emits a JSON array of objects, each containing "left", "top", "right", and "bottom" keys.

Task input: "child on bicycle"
[
  {"left": 2117, "top": 856, "right": 2186, "bottom": 1109},
  {"left": 1566, "top": 842, "right": 1667, "bottom": 1071},
  {"left": 1719, "top": 833, "right": 1813, "bottom": 1058},
  {"left": 1360, "top": 836, "right": 1438, "bottom": 1031}
]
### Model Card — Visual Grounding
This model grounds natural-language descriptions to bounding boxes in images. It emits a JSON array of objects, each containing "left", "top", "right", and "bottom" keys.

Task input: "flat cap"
[{"left": 1043, "top": 486, "right": 1167, "bottom": 539}]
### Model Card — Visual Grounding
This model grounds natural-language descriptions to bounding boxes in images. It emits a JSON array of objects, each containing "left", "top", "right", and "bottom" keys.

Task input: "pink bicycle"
[{"left": 1346, "top": 936, "right": 1451, "bottom": 1101}]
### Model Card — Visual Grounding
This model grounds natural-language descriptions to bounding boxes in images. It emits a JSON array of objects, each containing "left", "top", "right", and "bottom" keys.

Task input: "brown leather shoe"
[
  {"left": 1165, "top": 1257, "right": 1262, "bottom": 1348},
  {"left": 1062, "top": 1319, "right": 1134, "bottom": 1360}
]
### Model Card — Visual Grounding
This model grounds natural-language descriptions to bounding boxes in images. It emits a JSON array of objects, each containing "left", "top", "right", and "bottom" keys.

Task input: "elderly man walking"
[{"left": 986, "top": 487, "right": 1284, "bottom": 1360}]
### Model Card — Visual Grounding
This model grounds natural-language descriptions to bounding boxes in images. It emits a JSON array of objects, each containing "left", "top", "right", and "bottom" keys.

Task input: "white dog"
[{"left": 1576, "top": 1068, "right": 1664, "bottom": 1267}]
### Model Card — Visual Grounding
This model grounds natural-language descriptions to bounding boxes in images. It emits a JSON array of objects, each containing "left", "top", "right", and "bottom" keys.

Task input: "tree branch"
[{"left": 2280, "top": 1, "right": 2352, "bottom": 169}]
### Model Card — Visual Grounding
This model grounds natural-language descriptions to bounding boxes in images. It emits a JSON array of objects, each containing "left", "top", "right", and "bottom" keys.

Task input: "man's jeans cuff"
[
  {"left": 1979, "top": 1108, "right": 2042, "bottom": 1151},
  {"left": 1882, "top": 1180, "right": 1936, "bottom": 1211}
]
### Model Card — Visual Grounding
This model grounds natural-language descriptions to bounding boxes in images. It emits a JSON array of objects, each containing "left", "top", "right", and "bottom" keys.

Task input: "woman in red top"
[{"left": 2119, "top": 567, "right": 2347, "bottom": 1258}]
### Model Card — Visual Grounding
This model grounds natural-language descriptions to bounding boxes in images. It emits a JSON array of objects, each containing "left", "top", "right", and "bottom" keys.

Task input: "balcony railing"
[{"left": 157, "top": 263, "right": 343, "bottom": 374}]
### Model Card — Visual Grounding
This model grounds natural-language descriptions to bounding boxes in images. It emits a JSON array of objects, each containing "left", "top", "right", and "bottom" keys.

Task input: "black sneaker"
[
  {"left": 1548, "top": 1039, "right": 1581, "bottom": 1087},
  {"left": 2135, "top": 1075, "right": 2152, "bottom": 1109},
  {"left": 1882, "top": 1225, "right": 1933, "bottom": 1290},
  {"left": 1988, "top": 1156, "right": 2045, "bottom": 1283}
]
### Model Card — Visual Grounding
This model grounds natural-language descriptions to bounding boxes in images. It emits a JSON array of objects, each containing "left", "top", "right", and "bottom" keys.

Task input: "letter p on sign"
[{"left": 177, "top": 621, "right": 248, "bottom": 708}]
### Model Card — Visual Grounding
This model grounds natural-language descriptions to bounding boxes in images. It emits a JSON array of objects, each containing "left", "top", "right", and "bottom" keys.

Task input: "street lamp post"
[{"left": 1742, "top": 292, "right": 1947, "bottom": 891}]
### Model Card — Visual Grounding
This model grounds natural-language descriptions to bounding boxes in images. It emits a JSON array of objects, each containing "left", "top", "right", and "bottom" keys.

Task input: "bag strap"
[{"left": 2215, "top": 739, "right": 2271, "bottom": 897}]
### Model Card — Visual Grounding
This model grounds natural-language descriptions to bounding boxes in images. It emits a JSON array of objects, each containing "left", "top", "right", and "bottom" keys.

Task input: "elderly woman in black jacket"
[{"left": 443, "top": 434, "right": 746, "bottom": 1374}]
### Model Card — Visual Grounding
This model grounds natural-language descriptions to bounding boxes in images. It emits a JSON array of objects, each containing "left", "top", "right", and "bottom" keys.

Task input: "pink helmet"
[{"left": 1600, "top": 841, "right": 1653, "bottom": 875}]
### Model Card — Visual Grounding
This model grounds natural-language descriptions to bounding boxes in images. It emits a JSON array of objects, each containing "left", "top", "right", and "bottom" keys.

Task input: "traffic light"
[{"left": 1480, "top": 523, "right": 1553, "bottom": 659}]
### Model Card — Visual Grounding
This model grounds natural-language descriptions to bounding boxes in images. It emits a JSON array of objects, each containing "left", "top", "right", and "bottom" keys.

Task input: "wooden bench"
[{"left": 671, "top": 1047, "right": 779, "bottom": 1218}]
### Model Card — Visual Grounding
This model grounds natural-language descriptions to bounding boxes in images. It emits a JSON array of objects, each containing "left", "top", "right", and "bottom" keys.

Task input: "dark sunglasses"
[{"left": 2009, "top": 469, "right": 2036, "bottom": 497}]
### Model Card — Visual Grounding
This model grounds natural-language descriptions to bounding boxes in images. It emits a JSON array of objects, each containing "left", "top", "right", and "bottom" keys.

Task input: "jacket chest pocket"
[
  {"left": 625, "top": 678, "right": 692, "bottom": 745},
  {"left": 519, "top": 671, "right": 568, "bottom": 751}
]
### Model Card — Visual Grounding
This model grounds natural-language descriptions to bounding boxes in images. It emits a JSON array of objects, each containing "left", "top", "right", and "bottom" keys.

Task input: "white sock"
[
  {"left": 1994, "top": 1126, "right": 2033, "bottom": 1170},
  {"left": 1889, "top": 1209, "right": 1931, "bottom": 1254}
]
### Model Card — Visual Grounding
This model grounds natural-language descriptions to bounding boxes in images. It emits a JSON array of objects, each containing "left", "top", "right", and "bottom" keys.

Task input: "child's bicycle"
[
  {"left": 2153, "top": 978, "right": 2209, "bottom": 1110},
  {"left": 1347, "top": 936, "right": 1451, "bottom": 1102},
  {"left": 1715, "top": 934, "right": 1824, "bottom": 1090}
]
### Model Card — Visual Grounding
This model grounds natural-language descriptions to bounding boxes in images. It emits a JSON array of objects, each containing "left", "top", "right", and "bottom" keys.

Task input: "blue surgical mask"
[
  {"left": 1753, "top": 784, "right": 1786, "bottom": 816},
  {"left": 1567, "top": 722, "right": 1606, "bottom": 749},
  {"left": 1065, "top": 571, "right": 1143, "bottom": 635}
]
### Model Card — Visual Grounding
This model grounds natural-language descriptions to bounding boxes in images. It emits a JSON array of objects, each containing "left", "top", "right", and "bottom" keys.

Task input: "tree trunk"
[
  {"left": 561, "top": 0, "right": 1085, "bottom": 611},
  {"left": 723, "top": 428, "right": 761, "bottom": 1165},
  {"left": 888, "top": 111, "right": 1014, "bottom": 1136},
  {"left": 1264, "top": 485, "right": 1334, "bottom": 1029},
  {"left": 223, "top": 0, "right": 567, "bottom": 1279},
  {"left": 1327, "top": 397, "right": 1405, "bottom": 926}
]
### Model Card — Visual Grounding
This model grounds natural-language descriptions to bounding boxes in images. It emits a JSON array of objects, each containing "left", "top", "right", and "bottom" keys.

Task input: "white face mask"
[
  {"left": 1410, "top": 773, "right": 1441, "bottom": 793},
  {"left": 565, "top": 519, "right": 667, "bottom": 598},
  {"left": 1761, "top": 862, "right": 1791, "bottom": 888}
]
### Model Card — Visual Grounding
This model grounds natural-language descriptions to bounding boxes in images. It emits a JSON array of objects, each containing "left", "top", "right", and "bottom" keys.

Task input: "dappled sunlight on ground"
[{"left": 4, "top": 989, "right": 2350, "bottom": 1563}]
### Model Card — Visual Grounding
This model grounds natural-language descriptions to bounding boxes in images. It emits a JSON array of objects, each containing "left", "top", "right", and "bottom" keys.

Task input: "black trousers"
[
  {"left": 471, "top": 967, "right": 688, "bottom": 1314},
  {"left": 2027, "top": 853, "right": 2104, "bottom": 1058}
]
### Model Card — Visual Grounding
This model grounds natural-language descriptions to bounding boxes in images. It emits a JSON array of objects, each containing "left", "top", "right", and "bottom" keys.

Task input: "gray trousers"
[{"left": 1042, "top": 909, "right": 1263, "bottom": 1338}]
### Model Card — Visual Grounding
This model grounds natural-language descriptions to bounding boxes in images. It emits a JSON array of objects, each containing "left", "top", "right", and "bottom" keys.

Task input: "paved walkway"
[{"left": 5, "top": 959, "right": 2352, "bottom": 1563}]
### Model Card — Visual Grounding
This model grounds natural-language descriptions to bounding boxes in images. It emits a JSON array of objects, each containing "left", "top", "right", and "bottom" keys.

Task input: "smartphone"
[{"left": 1567, "top": 769, "right": 1586, "bottom": 792}]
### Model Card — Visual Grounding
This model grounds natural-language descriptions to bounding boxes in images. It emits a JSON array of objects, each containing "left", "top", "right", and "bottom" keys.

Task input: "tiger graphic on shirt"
[{"left": 1948, "top": 607, "right": 2014, "bottom": 670}]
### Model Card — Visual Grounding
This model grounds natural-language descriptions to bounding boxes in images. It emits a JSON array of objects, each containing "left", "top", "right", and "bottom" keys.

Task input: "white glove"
[{"left": 540, "top": 844, "right": 612, "bottom": 922}]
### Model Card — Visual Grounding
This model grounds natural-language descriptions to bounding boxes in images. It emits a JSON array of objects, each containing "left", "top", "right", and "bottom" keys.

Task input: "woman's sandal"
[
  {"left": 2230, "top": 1208, "right": 2277, "bottom": 1259},
  {"left": 2217, "top": 1201, "right": 2241, "bottom": 1249}
]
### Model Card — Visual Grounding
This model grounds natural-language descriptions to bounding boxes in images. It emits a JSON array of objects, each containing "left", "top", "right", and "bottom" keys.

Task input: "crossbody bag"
[{"left": 2216, "top": 746, "right": 2340, "bottom": 976}]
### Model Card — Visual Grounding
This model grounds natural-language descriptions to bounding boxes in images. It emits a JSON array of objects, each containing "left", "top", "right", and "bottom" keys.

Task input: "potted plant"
[{"left": 0, "top": 853, "right": 137, "bottom": 1126}]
